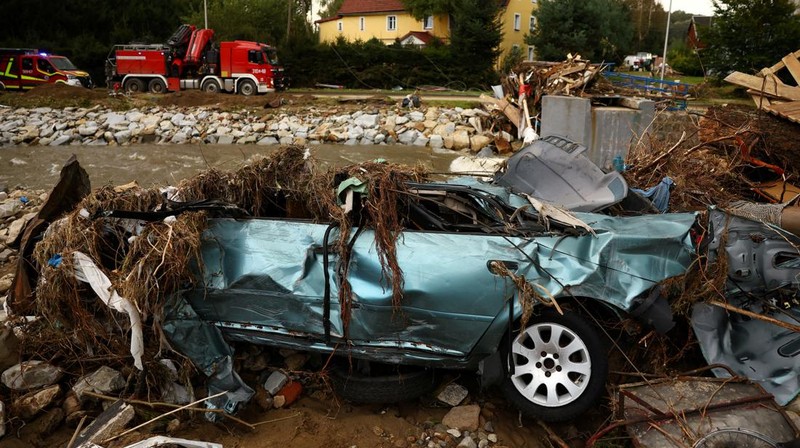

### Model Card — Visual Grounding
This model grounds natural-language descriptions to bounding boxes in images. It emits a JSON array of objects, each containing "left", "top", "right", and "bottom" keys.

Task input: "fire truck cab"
[{"left": 0, "top": 49, "right": 93, "bottom": 91}]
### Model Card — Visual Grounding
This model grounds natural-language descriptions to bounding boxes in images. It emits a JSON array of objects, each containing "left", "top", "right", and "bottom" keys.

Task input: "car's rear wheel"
[
  {"left": 148, "top": 78, "right": 167, "bottom": 94},
  {"left": 123, "top": 78, "right": 145, "bottom": 93},
  {"left": 502, "top": 309, "right": 607, "bottom": 422},
  {"left": 330, "top": 360, "right": 436, "bottom": 404}
]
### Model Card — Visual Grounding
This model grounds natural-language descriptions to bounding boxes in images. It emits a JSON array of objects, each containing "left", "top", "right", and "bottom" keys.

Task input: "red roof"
[
  {"left": 337, "top": 0, "right": 406, "bottom": 15},
  {"left": 398, "top": 31, "right": 436, "bottom": 44}
]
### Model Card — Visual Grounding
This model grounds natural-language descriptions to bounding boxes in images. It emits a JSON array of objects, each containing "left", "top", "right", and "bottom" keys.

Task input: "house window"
[
  {"left": 337, "top": 21, "right": 343, "bottom": 32},
  {"left": 514, "top": 14, "right": 521, "bottom": 31},
  {"left": 424, "top": 15, "right": 433, "bottom": 29},
  {"left": 387, "top": 15, "right": 397, "bottom": 31},
  {"left": 530, "top": 16, "right": 537, "bottom": 32},
  {"left": 527, "top": 46, "right": 536, "bottom": 61}
]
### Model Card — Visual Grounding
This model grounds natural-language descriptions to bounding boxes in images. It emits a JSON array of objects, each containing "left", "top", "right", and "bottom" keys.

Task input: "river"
[{"left": 0, "top": 144, "right": 462, "bottom": 191}]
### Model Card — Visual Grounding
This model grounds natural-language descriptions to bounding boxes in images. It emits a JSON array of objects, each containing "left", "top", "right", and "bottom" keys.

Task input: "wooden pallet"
[{"left": 725, "top": 49, "right": 800, "bottom": 123}]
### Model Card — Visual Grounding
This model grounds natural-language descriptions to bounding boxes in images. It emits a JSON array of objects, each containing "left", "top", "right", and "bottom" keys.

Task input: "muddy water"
[{"left": 0, "top": 144, "right": 461, "bottom": 190}]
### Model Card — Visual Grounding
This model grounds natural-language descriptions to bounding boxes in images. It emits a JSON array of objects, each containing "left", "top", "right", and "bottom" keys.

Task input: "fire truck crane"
[{"left": 105, "top": 24, "right": 285, "bottom": 95}]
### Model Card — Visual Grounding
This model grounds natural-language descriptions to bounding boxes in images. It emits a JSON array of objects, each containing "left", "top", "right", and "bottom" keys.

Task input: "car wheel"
[
  {"left": 501, "top": 309, "right": 608, "bottom": 422},
  {"left": 238, "top": 79, "right": 256, "bottom": 96},
  {"left": 201, "top": 79, "right": 220, "bottom": 94},
  {"left": 330, "top": 361, "right": 436, "bottom": 404},
  {"left": 148, "top": 78, "right": 167, "bottom": 94},
  {"left": 123, "top": 78, "right": 145, "bottom": 94}
]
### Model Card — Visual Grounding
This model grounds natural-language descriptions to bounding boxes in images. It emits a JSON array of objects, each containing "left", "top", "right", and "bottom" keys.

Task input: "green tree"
[
  {"left": 319, "top": 0, "right": 345, "bottom": 18},
  {"left": 402, "top": 0, "right": 502, "bottom": 86},
  {"left": 528, "top": 0, "right": 634, "bottom": 62},
  {"left": 706, "top": 0, "right": 800, "bottom": 76}
]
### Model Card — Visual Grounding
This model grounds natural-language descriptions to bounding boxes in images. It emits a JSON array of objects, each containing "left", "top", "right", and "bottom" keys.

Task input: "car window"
[
  {"left": 37, "top": 59, "right": 53, "bottom": 73},
  {"left": 21, "top": 58, "right": 33, "bottom": 70}
]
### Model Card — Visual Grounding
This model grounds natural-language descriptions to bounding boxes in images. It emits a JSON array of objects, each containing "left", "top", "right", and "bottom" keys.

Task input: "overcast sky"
[{"left": 657, "top": 0, "right": 715, "bottom": 16}]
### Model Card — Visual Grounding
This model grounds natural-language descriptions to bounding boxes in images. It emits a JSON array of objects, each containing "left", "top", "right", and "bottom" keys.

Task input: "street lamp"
[{"left": 660, "top": 0, "right": 673, "bottom": 81}]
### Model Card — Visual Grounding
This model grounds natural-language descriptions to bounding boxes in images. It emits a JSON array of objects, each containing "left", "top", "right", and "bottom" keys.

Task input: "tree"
[
  {"left": 621, "top": 0, "right": 668, "bottom": 53},
  {"left": 528, "top": 0, "right": 634, "bottom": 63},
  {"left": 401, "top": 0, "right": 502, "bottom": 85},
  {"left": 318, "top": 0, "right": 345, "bottom": 18},
  {"left": 706, "top": 0, "right": 800, "bottom": 76}
]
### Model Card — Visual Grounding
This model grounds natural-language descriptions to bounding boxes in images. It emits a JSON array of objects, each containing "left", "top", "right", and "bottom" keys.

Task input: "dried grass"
[{"left": 25, "top": 145, "right": 429, "bottom": 375}]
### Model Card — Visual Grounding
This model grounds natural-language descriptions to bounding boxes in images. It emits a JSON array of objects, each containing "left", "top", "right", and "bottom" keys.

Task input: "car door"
[{"left": 344, "top": 229, "right": 526, "bottom": 357}]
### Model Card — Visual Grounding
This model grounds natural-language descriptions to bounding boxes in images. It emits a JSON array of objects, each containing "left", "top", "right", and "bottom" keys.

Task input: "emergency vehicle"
[
  {"left": 0, "top": 49, "right": 93, "bottom": 90},
  {"left": 105, "top": 24, "right": 285, "bottom": 95}
]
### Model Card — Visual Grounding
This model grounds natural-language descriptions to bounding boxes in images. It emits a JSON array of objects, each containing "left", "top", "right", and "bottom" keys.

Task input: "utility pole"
[
  {"left": 660, "top": 0, "right": 673, "bottom": 81},
  {"left": 204, "top": 0, "right": 208, "bottom": 29},
  {"left": 287, "top": 0, "right": 293, "bottom": 41}
]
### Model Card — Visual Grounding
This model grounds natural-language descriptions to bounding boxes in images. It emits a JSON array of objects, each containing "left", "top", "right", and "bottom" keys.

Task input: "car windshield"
[
  {"left": 262, "top": 48, "right": 279, "bottom": 65},
  {"left": 49, "top": 56, "right": 78, "bottom": 71}
]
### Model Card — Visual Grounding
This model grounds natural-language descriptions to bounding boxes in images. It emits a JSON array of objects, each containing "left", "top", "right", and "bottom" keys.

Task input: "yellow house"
[
  {"left": 317, "top": 0, "right": 538, "bottom": 61},
  {"left": 500, "top": 0, "right": 539, "bottom": 62},
  {"left": 317, "top": 0, "right": 450, "bottom": 46}
]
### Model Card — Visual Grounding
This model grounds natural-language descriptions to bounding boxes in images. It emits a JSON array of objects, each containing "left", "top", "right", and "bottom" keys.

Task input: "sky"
[{"left": 657, "top": 0, "right": 715, "bottom": 16}]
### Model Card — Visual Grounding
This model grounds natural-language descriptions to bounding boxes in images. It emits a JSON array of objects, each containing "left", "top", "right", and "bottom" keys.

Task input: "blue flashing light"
[{"left": 39, "top": 53, "right": 48, "bottom": 57}]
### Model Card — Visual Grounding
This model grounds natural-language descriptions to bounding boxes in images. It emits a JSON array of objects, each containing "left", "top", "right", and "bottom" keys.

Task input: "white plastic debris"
[{"left": 73, "top": 252, "right": 144, "bottom": 370}]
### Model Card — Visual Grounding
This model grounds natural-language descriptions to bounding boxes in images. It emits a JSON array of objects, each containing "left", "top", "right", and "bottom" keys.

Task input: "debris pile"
[{"left": 725, "top": 49, "right": 800, "bottom": 124}]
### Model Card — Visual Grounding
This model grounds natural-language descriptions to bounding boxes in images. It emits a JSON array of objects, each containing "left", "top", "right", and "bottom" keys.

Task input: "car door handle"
[{"left": 487, "top": 260, "right": 518, "bottom": 274}]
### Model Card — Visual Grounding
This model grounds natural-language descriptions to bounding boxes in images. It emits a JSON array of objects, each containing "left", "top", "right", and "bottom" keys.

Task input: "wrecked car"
[{"left": 174, "top": 178, "right": 698, "bottom": 422}]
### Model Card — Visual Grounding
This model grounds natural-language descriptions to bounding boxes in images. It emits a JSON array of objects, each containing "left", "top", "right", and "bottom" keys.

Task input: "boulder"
[
  {"left": 13, "top": 385, "right": 60, "bottom": 420},
  {"left": 72, "top": 366, "right": 126, "bottom": 399},
  {"left": 0, "top": 326, "right": 19, "bottom": 372},
  {"left": 470, "top": 135, "right": 492, "bottom": 152},
  {"left": 452, "top": 130, "right": 471, "bottom": 151},
  {"left": 263, "top": 371, "right": 289, "bottom": 395},
  {"left": 354, "top": 114, "right": 380, "bottom": 128},
  {"left": 437, "top": 383, "right": 468, "bottom": 407},
  {"left": 442, "top": 404, "right": 480, "bottom": 431},
  {"left": 2, "top": 361, "right": 63, "bottom": 391}
]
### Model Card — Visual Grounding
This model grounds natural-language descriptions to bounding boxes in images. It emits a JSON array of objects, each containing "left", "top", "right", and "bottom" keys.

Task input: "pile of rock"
[{"left": 0, "top": 105, "right": 514, "bottom": 153}]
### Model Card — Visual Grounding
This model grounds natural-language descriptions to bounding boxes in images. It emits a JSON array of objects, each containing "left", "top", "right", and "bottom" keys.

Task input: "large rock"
[
  {"left": 354, "top": 114, "right": 380, "bottom": 128},
  {"left": 0, "top": 326, "right": 19, "bottom": 372},
  {"left": 12, "top": 385, "right": 60, "bottom": 420},
  {"left": 442, "top": 404, "right": 480, "bottom": 431},
  {"left": 451, "top": 130, "right": 471, "bottom": 151},
  {"left": 0, "top": 401, "right": 4, "bottom": 438},
  {"left": 470, "top": 135, "right": 492, "bottom": 153},
  {"left": 2, "top": 361, "right": 63, "bottom": 391},
  {"left": 72, "top": 366, "right": 125, "bottom": 399},
  {"left": 0, "top": 201, "right": 21, "bottom": 219}
]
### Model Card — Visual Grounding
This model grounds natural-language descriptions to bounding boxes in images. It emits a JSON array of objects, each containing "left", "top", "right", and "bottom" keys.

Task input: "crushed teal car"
[{"left": 173, "top": 180, "right": 698, "bottom": 422}]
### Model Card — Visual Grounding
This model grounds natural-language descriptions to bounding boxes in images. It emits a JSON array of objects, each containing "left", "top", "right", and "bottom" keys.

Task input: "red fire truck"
[
  {"left": 0, "top": 48, "right": 93, "bottom": 91},
  {"left": 105, "top": 25, "right": 285, "bottom": 95}
]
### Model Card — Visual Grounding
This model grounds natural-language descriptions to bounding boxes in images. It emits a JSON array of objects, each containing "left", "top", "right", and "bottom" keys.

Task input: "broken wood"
[
  {"left": 725, "top": 72, "right": 800, "bottom": 101},
  {"left": 478, "top": 94, "right": 521, "bottom": 130},
  {"left": 82, "top": 390, "right": 255, "bottom": 430}
]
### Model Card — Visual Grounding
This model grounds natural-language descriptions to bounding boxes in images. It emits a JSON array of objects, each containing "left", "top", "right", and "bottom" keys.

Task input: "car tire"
[
  {"left": 238, "top": 79, "right": 256, "bottom": 96},
  {"left": 201, "top": 79, "right": 220, "bottom": 94},
  {"left": 501, "top": 309, "right": 608, "bottom": 422},
  {"left": 148, "top": 78, "right": 167, "bottom": 94},
  {"left": 330, "top": 361, "right": 436, "bottom": 404},
  {"left": 123, "top": 78, "right": 145, "bottom": 94}
]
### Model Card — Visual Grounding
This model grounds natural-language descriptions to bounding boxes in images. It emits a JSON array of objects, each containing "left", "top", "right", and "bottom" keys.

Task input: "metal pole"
[
  {"left": 660, "top": 0, "right": 673, "bottom": 81},
  {"left": 204, "top": 0, "right": 208, "bottom": 29}
]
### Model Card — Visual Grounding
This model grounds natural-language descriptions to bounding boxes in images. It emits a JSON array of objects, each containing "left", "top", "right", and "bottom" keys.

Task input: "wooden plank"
[
  {"left": 746, "top": 88, "right": 786, "bottom": 100},
  {"left": 769, "top": 101, "right": 800, "bottom": 114},
  {"left": 763, "top": 104, "right": 800, "bottom": 124},
  {"left": 783, "top": 55, "right": 800, "bottom": 84},
  {"left": 750, "top": 93, "right": 771, "bottom": 108},
  {"left": 725, "top": 71, "right": 800, "bottom": 100},
  {"left": 761, "top": 49, "right": 800, "bottom": 76},
  {"left": 478, "top": 94, "right": 522, "bottom": 130}
]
